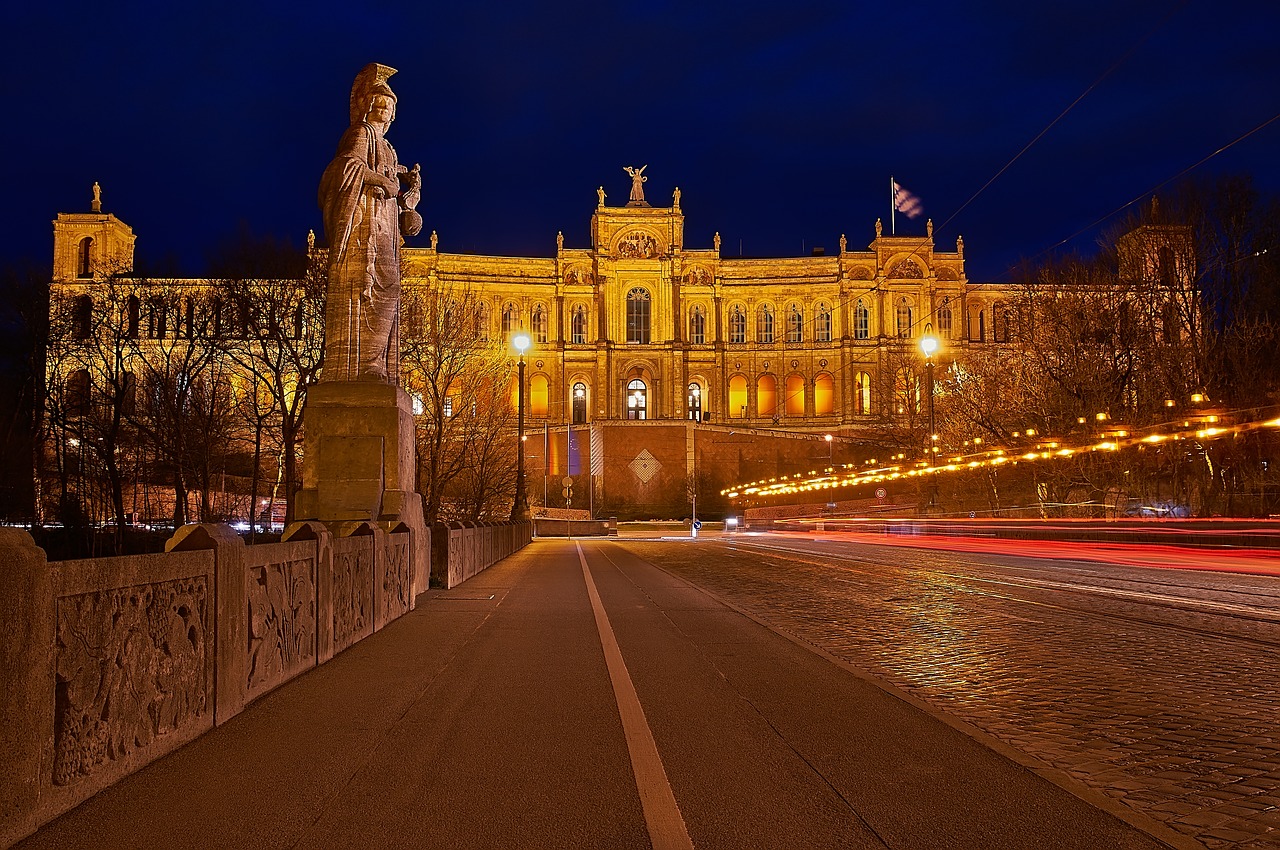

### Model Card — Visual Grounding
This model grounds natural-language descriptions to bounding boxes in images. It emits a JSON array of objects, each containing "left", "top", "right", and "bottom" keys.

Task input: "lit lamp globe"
[
  {"left": 512, "top": 332, "right": 532, "bottom": 356},
  {"left": 919, "top": 333, "right": 938, "bottom": 359}
]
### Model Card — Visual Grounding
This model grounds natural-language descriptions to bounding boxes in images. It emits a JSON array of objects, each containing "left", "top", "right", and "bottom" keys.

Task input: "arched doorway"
[
  {"left": 687, "top": 382, "right": 703, "bottom": 422},
  {"left": 626, "top": 379, "right": 647, "bottom": 420},
  {"left": 572, "top": 381, "right": 588, "bottom": 424}
]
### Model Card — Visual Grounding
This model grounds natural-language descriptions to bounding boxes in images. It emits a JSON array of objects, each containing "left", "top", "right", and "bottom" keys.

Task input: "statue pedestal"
[{"left": 295, "top": 381, "right": 428, "bottom": 599}]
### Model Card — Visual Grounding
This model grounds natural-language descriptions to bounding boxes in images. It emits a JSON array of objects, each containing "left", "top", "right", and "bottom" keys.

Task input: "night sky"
[{"left": 4, "top": 0, "right": 1278, "bottom": 281}]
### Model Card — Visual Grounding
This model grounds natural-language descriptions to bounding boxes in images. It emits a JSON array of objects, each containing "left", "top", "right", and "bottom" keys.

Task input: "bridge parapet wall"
[
  {"left": 0, "top": 520, "right": 424, "bottom": 848},
  {"left": 430, "top": 521, "right": 533, "bottom": 589}
]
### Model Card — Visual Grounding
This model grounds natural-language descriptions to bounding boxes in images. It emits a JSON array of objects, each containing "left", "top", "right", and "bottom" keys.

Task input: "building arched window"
[
  {"left": 71, "top": 294, "right": 94, "bottom": 340},
  {"left": 77, "top": 237, "right": 94, "bottom": 279},
  {"left": 757, "top": 305, "right": 774, "bottom": 344},
  {"left": 502, "top": 302, "right": 518, "bottom": 336},
  {"left": 937, "top": 301, "right": 953, "bottom": 338},
  {"left": 728, "top": 375, "right": 748, "bottom": 418},
  {"left": 756, "top": 374, "right": 778, "bottom": 419},
  {"left": 786, "top": 304, "right": 803, "bottom": 343},
  {"left": 785, "top": 373, "right": 805, "bottom": 416},
  {"left": 571, "top": 305, "right": 588, "bottom": 344},
  {"left": 532, "top": 304, "right": 549, "bottom": 344},
  {"left": 729, "top": 304, "right": 747, "bottom": 344},
  {"left": 125, "top": 295, "right": 141, "bottom": 339},
  {"left": 66, "top": 369, "right": 91, "bottom": 417},
  {"left": 572, "top": 381, "right": 588, "bottom": 424},
  {"left": 529, "top": 374, "right": 549, "bottom": 417},
  {"left": 475, "top": 302, "right": 490, "bottom": 340},
  {"left": 687, "top": 382, "right": 704, "bottom": 422},
  {"left": 626, "top": 288, "right": 650, "bottom": 344},
  {"left": 815, "top": 303, "right": 832, "bottom": 343},
  {"left": 854, "top": 371, "right": 871, "bottom": 415},
  {"left": 625, "top": 378, "right": 647, "bottom": 419},
  {"left": 896, "top": 298, "right": 912, "bottom": 338},
  {"left": 854, "top": 299, "right": 869, "bottom": 340},
  {"left": 814, "top": 372, "right": 834, "bottom": 415},
  {"left": 689, "top": 305, "right": 706, "bottom": 344}
]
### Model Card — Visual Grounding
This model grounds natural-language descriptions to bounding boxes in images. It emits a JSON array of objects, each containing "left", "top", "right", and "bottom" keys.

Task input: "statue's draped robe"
[{"left": 319, "top": 121, "right": 401, "bottom": 381}]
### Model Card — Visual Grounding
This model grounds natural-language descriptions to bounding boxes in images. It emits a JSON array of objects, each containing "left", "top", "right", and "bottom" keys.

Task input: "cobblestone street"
[{"left": 617, "top": 536, "right": 1280, "bottom": 850}]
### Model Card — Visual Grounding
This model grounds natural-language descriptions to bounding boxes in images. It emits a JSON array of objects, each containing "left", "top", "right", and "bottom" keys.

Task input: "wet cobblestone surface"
[{"left": 617, "top": 537, "right": 1280, "bottom": 850}]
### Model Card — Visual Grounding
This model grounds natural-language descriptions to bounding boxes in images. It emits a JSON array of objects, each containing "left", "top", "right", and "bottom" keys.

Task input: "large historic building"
[
  {"left": 401, "top": 181, "right": 1011, "bottom": 433},
  {"left": 48, "top": 178, "right": 1026, "bottom": 520}
]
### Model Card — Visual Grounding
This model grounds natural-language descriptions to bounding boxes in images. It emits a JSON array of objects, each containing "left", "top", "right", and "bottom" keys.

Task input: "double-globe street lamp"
[
  {"left": 510, "top": 332, "right": 532, "bottom": 521},
  {"left": 920, "top": 325, "right": 941, "bottom": 512}
]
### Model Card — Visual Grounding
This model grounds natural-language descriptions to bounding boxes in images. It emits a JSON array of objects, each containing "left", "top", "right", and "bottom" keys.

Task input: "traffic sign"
[
  {"left": 875, "top": 488, "right": 886, "bottom": 500},
  {"left": 692, "top": 519, "right": 702, "bottom": 530},
  {"left": 562, "top": 486, "right": 573, "bottom": 498},
  {"left": 562, "top": 476, "right": 573, "bottom": 488}
]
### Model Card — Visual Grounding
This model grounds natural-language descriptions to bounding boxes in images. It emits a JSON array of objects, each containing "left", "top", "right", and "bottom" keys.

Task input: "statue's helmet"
[{"left": 349, "top": 63, "right": 398, "bottom": 126}]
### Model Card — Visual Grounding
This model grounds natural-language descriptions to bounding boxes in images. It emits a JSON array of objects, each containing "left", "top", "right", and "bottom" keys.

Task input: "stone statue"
[
  {"left": 307, "top": 229, "right": 316, "bottom": 252},
  {"left": 318, "top": 63, "right": 422, "bottom": 382},
  {"left": 713, "top": 231, "right": 721, "bottom": 252},
  {"left": 91, "top": 181, "right": 102, "bottom": 212},
  {"left": 839, "top": 233, "right": 847, "bottom": 254},
  {"left": 672, "top": 186, "right": 681, "bottom": 208},
  {"left": 875, "top": 218, "right": 883, "bottom": 238},
  {"left": 597, "top": 186, "right": 606, "bottom": 207},
  {"left": 624, "top": 165, "right": 648, "bottom": 204},
  {"left": 927, "top": 218, "right": 934, "bottom": 238},
  {"left": 430, "top": 230, "right": 438, "bottom": 250},
  {"left": 556, "top": 230, "right": 564, "bottom": 251}
]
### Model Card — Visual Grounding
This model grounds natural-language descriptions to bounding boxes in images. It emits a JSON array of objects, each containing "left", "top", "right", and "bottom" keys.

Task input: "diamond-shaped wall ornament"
[{"left": 629, "top": 449, "right": 661, "bottom": 484}]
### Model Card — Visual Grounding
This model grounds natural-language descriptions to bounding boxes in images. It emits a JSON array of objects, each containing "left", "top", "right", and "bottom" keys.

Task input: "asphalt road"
[{"left": 17, "top": 536, "right": 1237, "bottom": 849}]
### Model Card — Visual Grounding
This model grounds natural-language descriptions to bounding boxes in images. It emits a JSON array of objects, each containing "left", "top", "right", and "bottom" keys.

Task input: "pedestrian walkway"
[{"left": 16, "top": 540, "right": 1174, "bottom": 849}]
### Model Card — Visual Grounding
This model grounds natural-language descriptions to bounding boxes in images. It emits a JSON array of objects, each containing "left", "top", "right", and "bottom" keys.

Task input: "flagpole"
[{"left": 890, "top": 176, "right": 896, "bottom": 235}]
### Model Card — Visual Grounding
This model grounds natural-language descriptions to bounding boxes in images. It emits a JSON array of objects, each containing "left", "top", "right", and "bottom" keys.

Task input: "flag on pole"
[{"left": 893, "top": 181, "right": 923, "bottom": 219}]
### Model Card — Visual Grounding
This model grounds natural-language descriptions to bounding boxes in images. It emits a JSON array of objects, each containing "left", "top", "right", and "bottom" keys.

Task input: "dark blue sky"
[{"left": 4, "top": 0, "right": 1278, "bottom": 280}]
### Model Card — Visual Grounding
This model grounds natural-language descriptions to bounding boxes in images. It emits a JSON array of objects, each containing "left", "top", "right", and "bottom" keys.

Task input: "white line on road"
[{"left": 577, "top": 542, "right": 694, "bottom": 850}]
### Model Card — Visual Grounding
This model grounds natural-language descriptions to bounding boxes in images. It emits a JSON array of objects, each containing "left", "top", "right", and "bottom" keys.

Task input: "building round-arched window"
[
  {"left": 626, "top": 378, "right": 647, "bottom": 419},
  {"left": 626, "top": 288, "right": 651, "bottom": 344},
  {"left": 572, "top": 381, "right": 588, "bottom": 424}
]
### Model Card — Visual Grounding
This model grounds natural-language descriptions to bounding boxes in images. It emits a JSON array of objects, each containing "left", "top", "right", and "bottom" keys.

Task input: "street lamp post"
[
  {"left": 920, "top": 325, "right": 940, "bottom": 512},
  {"left": 511, "top": 332, "right": 532, "bottom": 521},
  {"left": 824, "top": 433, "right": 834, "bottom": 469}
]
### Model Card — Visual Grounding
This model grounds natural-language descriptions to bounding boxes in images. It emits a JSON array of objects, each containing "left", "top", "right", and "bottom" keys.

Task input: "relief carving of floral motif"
[
  {"left": 615, "top": 231, "right": 659, "bottom": 259},
  {"left": 53, "top": 577, "right": 209, "bottom": 786},
  {"left": 849, "top": 265, "right": 874, "bottom": 280},
  {"left": 333, "top": 545, "right": 372, "bottom": 651},
  {"left": 888, "top": 259, "right": 925, "bottom": 278},
  {"left": 247, "top": 559, "right": 317, "bottom": 695}
]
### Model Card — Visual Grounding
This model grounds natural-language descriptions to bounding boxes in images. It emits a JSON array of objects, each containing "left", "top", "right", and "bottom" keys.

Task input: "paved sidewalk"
[{"left": 16, "top": 540, "right": 1174, "bottom": 849}]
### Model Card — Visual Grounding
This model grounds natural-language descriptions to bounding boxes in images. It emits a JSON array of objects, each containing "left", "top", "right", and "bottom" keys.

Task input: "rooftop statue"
[
  {"left": 319, "top": 63, "right": 422, "bottom": 382},
  {"left": 624, "top": 165, "right": 648, "bottom": 205}
]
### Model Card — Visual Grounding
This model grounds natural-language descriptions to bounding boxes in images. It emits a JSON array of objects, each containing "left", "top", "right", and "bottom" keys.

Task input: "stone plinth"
[{"left": 296, "top": 381, "right": 428, "bottom": 602}]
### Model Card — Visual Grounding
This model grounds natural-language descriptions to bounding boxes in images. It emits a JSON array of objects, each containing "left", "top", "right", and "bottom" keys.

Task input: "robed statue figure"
[{"left": 319, "top": 63, "right": 422, "bottom": 382}]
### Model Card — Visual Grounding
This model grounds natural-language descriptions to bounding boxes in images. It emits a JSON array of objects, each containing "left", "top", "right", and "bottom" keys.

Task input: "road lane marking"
[{"left": 577, "top": 542, "right": 694, "bottom": 850}]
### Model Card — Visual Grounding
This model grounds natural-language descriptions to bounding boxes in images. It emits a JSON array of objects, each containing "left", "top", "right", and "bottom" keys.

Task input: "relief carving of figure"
[
  {"left": 319, "top": 63, "right": 423, "bottom": 382},
  {"left": 624, "top": 165, "right": 648, "bottom": 205}
]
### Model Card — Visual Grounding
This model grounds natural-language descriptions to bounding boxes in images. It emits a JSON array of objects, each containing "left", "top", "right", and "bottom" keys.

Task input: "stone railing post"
[
  {"left": 283, "top": 520, "right": 335, "bottom": 664},
  {"left": 167, "top": 524, "right": 246, "bottom": 726},
  {"left": 0, "top": 530, "right": 53, "bottom": 848}
]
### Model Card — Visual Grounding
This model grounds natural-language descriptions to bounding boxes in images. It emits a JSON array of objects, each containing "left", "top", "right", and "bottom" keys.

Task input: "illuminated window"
[
  {"left": 896, "top": 298, "right": 912, "bottom": 338},
  {"left": 728, "top": 374, "right": 747, "bottom": 418},
  {"left": 786, "top": 304, "right": 803, "bottom": 343},
  {"left": 626, "top": 288, "right": 650, "bottom": 344},
  {"left": 572, "top": 381, "right": 587, "bottom": 424},
  {"left": 687, "top": 382, "right": 703, "bottom": 422},
  {"left": 757, "top": 374, "right": 777, "bottom": 418},
  {"left": 854, "top": 300, "right": 869, "bottom": 340},
  {"left": 532, "top": 304, "right": 548, "bottom": 344},
  {"left": 785, "top": 373, "right": 805, "bottom": 416},
  {"left": 729, "top": 304, "right": 746, "bottom": 344},
  {"left": 502, "top": 302, "right": 518, "bottom": 336},
  {"left": 530, "top": 374, "right": 549, "bottom": 416},
  {"left": 443, "top": 396, "right": 453, "bottom": 418},
  {"left": 854, "top": 371, "right": 871, "bottom": 415},
  {"left": 571, "top": 305, "right": 587, "bottom": 344},
  {"left": 689, "top": 305, "right": 706, "bottom": 344},
  {"left": 626, "top": 378, "right": 647, "bottom": 419},
  {"left": 814, "top": 372, "right": 834, "bottom": 415},
  {"left": 815, "top": 303, "right": 832, "bottom": 343},
  {"left": 757, "top": 305, "right": 774, "bottom": 344},
  {"left": 937, "top": 301, "right": 953, "bottom": 338}
]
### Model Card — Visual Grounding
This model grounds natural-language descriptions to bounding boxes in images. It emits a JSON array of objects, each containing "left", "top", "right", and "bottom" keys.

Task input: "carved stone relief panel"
[
  {"left": 684, "top": 266, "right": 712, "bottom": 285},
  {"left": 377, "top": 535, "right": 411, "bottom": 628},
  {"left": 615, "top": 231, "right": 660, "bottom": 259},
  {"left": 332, "top": 541, "right": 373, "bottom": 652},
  {"left": 888, "top": 259, "right": 925, "bottom": 278},
  {"left": 246, "top": 558, "right": 317, "bottom": 697},
  {"left": 53, "top": 577, "right": 209, "bottom": 786}
]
